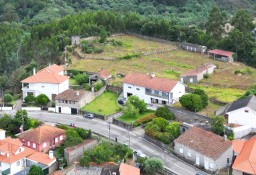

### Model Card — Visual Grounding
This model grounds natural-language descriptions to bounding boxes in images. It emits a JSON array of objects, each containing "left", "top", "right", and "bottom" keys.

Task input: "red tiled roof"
[
  {"left": 208, "top": 49, "right": 234, "bottom": 57},
  {"left": 175, "top": 127, "right": 231, "bottom": 160},
  {"left": 232, "top": 137, "right": 256, "bottom": 174},
  {"left": 39, "top": 64, "right": 64, "bottom": 74},
  {"left": 18, "top": 125, "right": 65, "bottom": 144},
  {"left": 0, "top": 137, "right": 36, "bottom": 164},
  {"left": 181, "top": 64, "right": 216, "bottom": 77},
  {"left": 27, "top": 152, "right": 56, "bottom": 166},
  {"left": 98, "top": 69, "right": 111, "bottom": 79},
  {"left": 232, "top": 140, "right": 245, "bottom": 154},
  {"left": 123, "top": 72, "right": 178, "bottom": 92},
  {"left": 119, "top": 163, "right": 140, "bottom": 175},
  {"left": 55, "top": 89, "right": 86, "bottom": 101},
  {"left": 21, "top": 69, "right": 69, "bottom": 84}
]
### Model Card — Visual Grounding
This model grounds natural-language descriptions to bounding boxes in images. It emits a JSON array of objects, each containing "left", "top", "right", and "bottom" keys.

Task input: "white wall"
[
  {"left": 171, "top": 82, "right": 185, "bottom": 103},
  {"left": 56, "top": 106, "right": 71, "bottom": 114},
  {"left": 1, "top": 162, "right": 10, "bottom": 172},
  {"left": 230, "top": 125, "right": 252, "bottom": 139},
  {"left": 227, "top": 107, "right": 256, "bottom": 128},
  {"left": 58, "top": 79, "right": 69, "bottom": 94},
  {"left": 21, "top": 107, "right": 41, "bottom": 111},
  {"left": 10, "top": 159, "right": 24, "bottom": 175}
]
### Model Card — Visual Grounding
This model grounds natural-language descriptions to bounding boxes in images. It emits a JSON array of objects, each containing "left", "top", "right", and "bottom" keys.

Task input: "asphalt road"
[{"left": 17, "top": 111, "right": 203, "bottom": 175}]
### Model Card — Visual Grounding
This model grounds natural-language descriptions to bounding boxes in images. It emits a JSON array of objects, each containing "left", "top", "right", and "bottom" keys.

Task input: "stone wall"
[
  {"left": 64, "top": 139, "right": 98, "bottom": 166},
  {"left": 112, "top": 119, "right": 133, "bottom": 130},
  {"left": 144, "top": 134, "right": 173, "bottom": 152},
  {"left": 106, "top": 85, "right": 122, "bottom": 95}
]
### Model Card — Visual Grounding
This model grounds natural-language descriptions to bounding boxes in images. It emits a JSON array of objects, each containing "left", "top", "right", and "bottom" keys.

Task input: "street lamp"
[{"left": 108, "top": 122, "right": 111, "bottom": 142}]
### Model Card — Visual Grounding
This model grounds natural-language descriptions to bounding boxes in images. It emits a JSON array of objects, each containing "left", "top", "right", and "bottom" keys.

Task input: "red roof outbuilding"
[{"left": 208, "top": 49, "right": 234, "bottom": 57}]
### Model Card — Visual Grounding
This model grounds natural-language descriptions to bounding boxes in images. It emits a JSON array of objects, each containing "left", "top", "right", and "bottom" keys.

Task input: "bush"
[
  {"left": 155, "top": 106, "right": 175, "bottom": 120},
  {"left": 94, "top": 80, "right": 104, "bottom": 92},
  {"left": 84, "top": 83, "right": 91, "bottom": 91},
  {"left": 4, "top": 93, "right": 13, "bottom": 104},
  {"left": 35, "top": 94, "right": 49, "bottom": 106},
  {"left": 127, "top": 95, "right": 147, "bottom": 114},
  {"left": 74, "top": 73, "right": 89, "bottom": 85},
  {"left": 194, "top": 89, "right": 208, "bottom": 108},
  {"left": 144, "top": 158, "right": 164, "bottom": 175},
  {"left": 75, "top": 128, "right": 91, "bottom": 139},
  {"left": 119, "top": 52, "right": 141, "bottom": 60},
  {"left": 179, "top": 94, "right": 203, "bottom": 112},
  {"left": 157, "top": 132, "right": 172, "bottom": 144},
  {"left": 133, "top": 114, "right": 156, "bottom": 127},
  {"left": 25, "top": 94, "right": 35, "bottom": 104},
  {"left": 165, "top": 122, "right": 180, "bottom": 139},
  {"left": 57, "top": 124, "right": 69, "bottom": 130},
  {"left": 203, "top": 73, "right": 209, "bottom": 79}
]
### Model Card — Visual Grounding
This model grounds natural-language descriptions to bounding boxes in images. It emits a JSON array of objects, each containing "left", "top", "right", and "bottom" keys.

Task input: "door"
[
  {"left": 196, "top": 155, "right": 200, "bottom": 165},
  {"left": 127, "top": 93, "right": 133, "bottom": 97},
  {"left": 71, "top": 108, "right": 77, "bottom": 114},
  {"left": 58, "top": 107, "right": 61, "bottom": 113}
]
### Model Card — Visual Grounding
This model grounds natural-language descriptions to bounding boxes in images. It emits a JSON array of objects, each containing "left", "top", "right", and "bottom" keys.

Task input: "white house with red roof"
[
  {"left": 0, "top": 129, "right": 56, "bottom": 175},
  {"left": 123, "top": 72, "right": 185, "bottom": 105},
  {"left": 21, "top": 64, "right": 69, "bottom": 101},
  {"left": 208, "top": 49, "right": 234, "bottom": 62}
]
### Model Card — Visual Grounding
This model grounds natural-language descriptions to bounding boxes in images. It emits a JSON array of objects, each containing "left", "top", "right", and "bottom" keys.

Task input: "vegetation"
[
  {"left": 118, "top": 111, "right": 154, "bottom": 124},
  {"left": 35, "top": 94, "right": 49, "bottom": 106},
  {"left": 80, "top": 141, "right": 133, "bottom": 166},
  {"left": 74, "top": 73, "right": 89, "bottom": 85},
  {"left": 28, "top": 165, "right": 43, "bottom": 175},
  {"left": 155, "top": 106, "right": 175, "bottom": 120},
  {"left": 144, "top": 158, "right": 164, "bottom": 175},
  {"left": 133, "top": 114, "right": 157, "bottom": 127},
  {"left": 211, "top": 116, "right": 225, "bottom": 136},
  {"left": 24, "top": 94, "right": 35, "bottom": 104},
  {"left": 82, "top": 91, "right": 120, "bottom": 115},
  {"left": 180, "top": 94, "right": 204, "bottom": 112},
  {"left": 3, "top": 93, "right": 13, "bottom": 104}
]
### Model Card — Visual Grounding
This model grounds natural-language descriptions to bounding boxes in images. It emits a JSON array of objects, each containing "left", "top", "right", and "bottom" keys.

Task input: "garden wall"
[
  {"left": 21, "top": 107, "right": 41, "bottom": 111},
  {"left": 106, "top": 85, "right": 122, "bottom": 95},
  {"left": 144, "top": 134, "right": 173, "bottom": 151},
  {"left": 0, "top": 107, "right": 13, "bottom": 111},
  {"left": 112, "top": 119, "right": 132, "bottom": 130}
]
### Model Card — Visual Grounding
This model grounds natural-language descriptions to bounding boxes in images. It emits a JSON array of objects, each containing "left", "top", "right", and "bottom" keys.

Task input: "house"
[
  {"left": 123, "top": 72, "right": 185, "bottom": 105},
  {"left": 0, "top": 129, "right": 56, "bottom": 175},
  {"left": 208, "top": 49, "right": 234, "bottom": 62},
  {"left": 180, "top": 63, "right": 216, "bottom": 84},
  {"left": 55, "top": 89, "right": 88, "bottom": 114},
  {"left": 232, "top": 137, "right": 256, "bottom": 175},
  {"left": 21, "top": 64, "right": 69, "bottom": 101},
  {"left": 174, "top": 127, "right": 232, "bottom": 172},
  {"left": 97, "top": 69, "right": 112, "bottom": 81},
  {"left": 216, "top": 95, "right": 256, "bottom": 130},
  {"left": 179, "top": 42, "right": 207, "bottom": 53},
  {"left": 18, "top": 125, "right": 65, "bottom": 153},
  {"left": 119, "top": 163, "right": 140, "bottom": 175}
]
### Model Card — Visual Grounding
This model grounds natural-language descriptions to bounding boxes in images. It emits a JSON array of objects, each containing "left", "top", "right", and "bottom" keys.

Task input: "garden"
[{"left": 81, "top": 91, "right": 120, "bottom": 116}]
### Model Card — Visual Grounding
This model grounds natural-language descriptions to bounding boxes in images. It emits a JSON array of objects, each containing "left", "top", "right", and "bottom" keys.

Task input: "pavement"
[{"left": 18, "top": 111, "right": 204, "bottom": 175}]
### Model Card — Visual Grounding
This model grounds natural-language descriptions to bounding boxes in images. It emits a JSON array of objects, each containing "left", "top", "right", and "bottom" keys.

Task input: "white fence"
[
  {"left": 21, "top": 107, "right": 41, "bottom": 111},
  {"left": 0, "top": 107, "right": 13, "bottom": 111}
]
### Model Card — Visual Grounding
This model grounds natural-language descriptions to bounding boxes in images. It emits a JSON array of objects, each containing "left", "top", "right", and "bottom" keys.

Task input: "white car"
[{"left": 134, "top": 150, "right": 146, "bottom": 158}]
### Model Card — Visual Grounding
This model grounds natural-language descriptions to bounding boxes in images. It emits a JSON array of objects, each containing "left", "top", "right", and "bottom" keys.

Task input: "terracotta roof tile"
[
  {"left": 27, "top": 152, "right": 56, "bottom": 166},
  {"left": 98, "top": 69, "right": 111, "bottom": 79},
  {"left": 175, "top": 127, "right": 231, "bottom": 160},
  {"left": 208, "top": 49, "right": 234, "bottom": 57},
  {"left": 232, "top": 137, "right": 256, "bottom": 174},
  {"left": 18, "top": 125, "right": 65, "bottom": 144},
  {"left": 181, "top": 64, "right": 216, "bottom": 77},
  {"left": 55, "top": 89, "right": 85, "bottom": 101},
  {"left": 123, "top": 72, "right": 178, "bottom": 92},
  {"left": 39, "top": 64, "right": 64, "bottom": 74},
  {"left": 232, "top": 140, "right": 245, "bottom": 154},
  {"left": 119, "top": 163, "right": 140, "bottom": 175}
]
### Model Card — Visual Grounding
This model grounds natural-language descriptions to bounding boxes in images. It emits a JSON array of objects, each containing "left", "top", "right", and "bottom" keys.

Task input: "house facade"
[
  {"left": 21, "top": 64, "right": 69, "bottom": 101},
  {"left": 55, "top": 89, "right": 88, "bottom": 114},
  {"left": 232, "top": 137, "right": 256, "bottom": 175},
  {"left": 123, "top": 73, "right": 185, "bottom": 105},
  {"left": 0, "top": 129, "right": 56, "bottom": 175},
  {"left": 174, "top": 127, "right": 232, "bottom": 172},
  {"left": 18, "top": 125, "right": 65, "bottom": 153},
  {"left": 208, "top": 49, "right": 234, "bottom": 62},
  {"left": 179, "top": 42, "right": 207, "bottom": 53},
  {"left": 180, "top": 64, "right": 216, "bottom": 84}
]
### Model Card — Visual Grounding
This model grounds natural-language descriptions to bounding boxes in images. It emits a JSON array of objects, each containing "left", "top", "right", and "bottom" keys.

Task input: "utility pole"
[{"left": 108, "top": 122, "right": 111, "bottom": 142}]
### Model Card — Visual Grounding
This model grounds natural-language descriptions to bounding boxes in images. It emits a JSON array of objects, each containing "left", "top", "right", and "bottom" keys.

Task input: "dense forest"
[{"left": 0, "top": 0, "right": 256, "bottom": 93}]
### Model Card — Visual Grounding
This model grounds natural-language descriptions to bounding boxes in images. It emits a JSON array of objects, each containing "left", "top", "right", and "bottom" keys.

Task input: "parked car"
[
  {"left": 134, "top": 149, "right": 146, "bottom": 158},
  {"left": 118, "top": 99, "right": 127, "bottom": 106},
  {"left": 83, "top": 113, "right": 94, "bottom": 119}
]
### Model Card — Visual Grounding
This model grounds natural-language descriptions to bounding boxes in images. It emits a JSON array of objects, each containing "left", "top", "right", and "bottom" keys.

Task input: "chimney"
[
  {"left": 76, "top": 91, "right": 79, "bottom": 96},
  {"left": 0, "top": 130, "right": 6, "bottom": 140},
  {"left": 150, "top": 73, "right": 155, "bottom": 78},
  {"left": 224, "top": 135, "right": 227, "bottom": 141},
  {"left": 49, "top": 150, "right": 54, "bottom": 159},
  {"left": 6, "top": 152, "right": 9, "bottom": 157},
  {"left": 33, "top": 68, "right": 36, "bottom": 75}
]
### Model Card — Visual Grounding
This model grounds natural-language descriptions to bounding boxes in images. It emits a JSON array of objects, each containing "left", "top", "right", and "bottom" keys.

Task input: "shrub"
[
  {"left": 203, "top": 73, "right": 209, "bottom": 79},
  {"left": 165, "top": 122, "right": 180, "bottom": 139},
  {"left": 4, "top": 93, "right": 13, "bottom": 104},
  {"left": 152, "top": 118, "right": 168, "bottom": 132},
  {"left": 194, "top": 89, "right": 208, "bottom": 108},
  {"left": 144, "top": 158, "right": 164, "bottom": 175},
  {"left": 133, "top": 114, "right": 156, "bottom": 127},
  {"left": 211, "top": 116, "right": 225, "bottom": 136},
  {"left": 75, "top": 128, "right": 91, "bottom": 139},
  {"left": 119, "top": 52, "right": 141, "bottom": 60},
  {"left": 94, "top": 80, "right": 104, "bottom": 92},
  {"left": 157, "top": 132, "right": 172, "bottom": 144},
  {"left": 155, "top": 106, "right": 175, "bottom": 120},
  {"left": 35, "top": 94, "right": 49, "bottom": 106},
  {"left": 74, "top": 73, "right": 89, "bottom": 85},
  {"left": 179, "top": 94, "right": 203, "bottom": 112},
  {"left": 84, "top": 83, "right": 91, "bottom": 91},
  {"left": 127, "top": 95, "right": 147, "bottom": 114}
]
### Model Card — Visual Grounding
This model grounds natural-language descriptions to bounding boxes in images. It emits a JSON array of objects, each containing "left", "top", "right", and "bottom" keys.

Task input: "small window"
[
  {"left": 41, "top": 86, "right": 45, "bottom": 88},
  {"left": 179, "top": 148, "right": 183, "bottom": 154},
  {"left": 19, "top": 148, "right": 22, "bottom": 152},
  {"left": 187, "top": 151, "right": 191, "bottom": 157},
  {"left": 66, "top": 100, "right": 68, "bottom": 103},
  {"left": 55, "top": 137, "right": 58, "bottom": 143},
  {"left": 60, "top": 135, "right": 63, "bottom": 141},
  {"left": 58, "top": 100, "right": 62, "bottom": 103},
  {"left": 245, "top": 110, "right": 249, "bottom": 113},
  {"left": 128, "top": 86, "right": 131, "bottom": 89},
  {"left": 27, "top": 141, "right": 30, "bottom": 146},
  {"left": 154, "top": 90, "right": 159, "bottom": 95},
  {"left": 136, "top": 88, "right": 140, "bottom": 90},
  {"left": 190, "top": 78, "right": 193, "bottom": 83},
  {"left": 43, "top": 142, "right": 47, "bottom": 148},
  {"left": 32, "top": 143, "right": 36, "bottom": 149},
  {"left": 16, "top": 160, "right": 20, "bottom": 166}
]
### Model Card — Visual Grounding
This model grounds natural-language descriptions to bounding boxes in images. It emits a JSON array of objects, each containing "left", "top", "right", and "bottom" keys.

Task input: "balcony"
[{"left": 145, "top": 91, "right": 169, "bottom": 99}]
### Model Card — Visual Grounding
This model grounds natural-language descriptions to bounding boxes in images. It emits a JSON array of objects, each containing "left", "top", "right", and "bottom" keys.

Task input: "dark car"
[
  {"left": 83, "top": 113, "right": 94, "bottom": 119},
  {"left": 118, "top": 99, "right": 125, "bottom": 105}
]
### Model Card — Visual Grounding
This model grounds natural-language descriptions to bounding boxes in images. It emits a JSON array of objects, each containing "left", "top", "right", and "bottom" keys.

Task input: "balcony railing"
[{"left": 145, "top": 92, "right": 169, "bottom": 99}]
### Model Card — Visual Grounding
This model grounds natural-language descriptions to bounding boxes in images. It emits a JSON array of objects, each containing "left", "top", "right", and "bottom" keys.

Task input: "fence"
[{"left": 106, "top": 85, "right": 122, "bottom": 95}]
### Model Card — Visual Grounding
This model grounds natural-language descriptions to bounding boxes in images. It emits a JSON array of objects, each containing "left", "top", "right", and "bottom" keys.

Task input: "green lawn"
[
  {"left": 81, "top": 91, "right": 120, "bottom": 115},
  {"left": 69, "top": 78, "right": 79, "bottom": 85},
  {"left": 117, "top": 111, "right": 154, "bottom": 124}
]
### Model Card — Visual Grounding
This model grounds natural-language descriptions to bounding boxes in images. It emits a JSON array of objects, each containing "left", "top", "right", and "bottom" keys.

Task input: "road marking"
[{"left": 165, "top": 159, "right": 194, "bottom": 175}]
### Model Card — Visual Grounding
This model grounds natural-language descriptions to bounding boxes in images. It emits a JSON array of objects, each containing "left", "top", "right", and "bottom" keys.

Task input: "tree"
[
  {"left": 4, "top": 93, "right": 13, "bottom": 104},
  {"left": 231, "top": 9, "right": 254, "bottom": 33},
  {"left": 205, "top": 6, "right": 225, "bottom": 39},
  {"left": 211, "top": 116, "right": 225, "bottom": 135},
  {"left": 64, "top": 129, "right": 83, "bottom": 147},
  {"left": 179, "top": 94, "right": 203, "bottom": 112},
  {"left": 0, "top": 114, "right": 12, "bottom": 131},
  {"left": 155, "top": 106, "right": 174, "bottom": 120},
  {"left": 194, "top": 89, "right": 208, "bottom": 108},
  {"left": 122, "top": 101, "right": 139, "bottom": 117},
  {"left": 99, "top": 28, "right": 108, "bottom": 43},
  {"left": 2, "top": 3, "right": 19, "bottom": 22},
  {"left": 152, "top": 117, "right": 168, "bottom": 132},
  {"left": 75, "top": 128, "right": 91, "bottom": 139},
  {"left": 14, "top": 110, "right": 32, "bottom": 131},
  {"left": 143, "top": 158, "right": 164, "bottom": 175},
  {"left": 127, "top": 95, "right": 147, "bottom": 114},
  {"left": 24, "top": 94, "right": 35, "bottom": 103},
  {"left": 35, "top": 94, "right": 49, "bottom": 106},
  {"left": 74, "top": 73, "right": 89, "bottom": 85},
  {"left": 28, "top": 165, "right": 43, "bottom": 175},
  {"left": 165, "top": 122, "right": 180, "bottom": 138}
]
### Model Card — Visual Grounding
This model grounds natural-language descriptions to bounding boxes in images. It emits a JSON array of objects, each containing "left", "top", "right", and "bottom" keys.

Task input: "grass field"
[
  {"left": 117, "top": 111, "right": 155, "bottom": 124},
  {"left": 69, "top": 78, "right": 79, "bottom": 85},
  {"left": 81, "top": 91, "right": 120, "bottom": 115}
]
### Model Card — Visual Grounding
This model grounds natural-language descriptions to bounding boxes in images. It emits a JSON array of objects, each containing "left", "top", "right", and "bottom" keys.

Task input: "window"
[
  {"left": 136, "top": 88, "right": 140, "bottom": 91},
  {"left": 16, "top": 160, "right": 20, "bottom": 166},
  {"left": 32, "top": 143, "right": 36, "bottom": 149},
  {"left": 245, "top": 110, "right": 249, "bottom": 113},
  {"left": 145, "top": 88, "right": 151, "bottom": 93},
  {"left": 179, "top": 148, "right": 183, "bottom": 154},
  {"left": 162, "top": 92, "right": 168, "bottom": 98},
  {"left": 154, "top": 90, "right": 159, "bottom": 95},
  {"left": 128, "top": 86, "right": 131, "bottom": 89},
  {"left": 55, "top": 137, "right": 58, "bottom": 143},
  {"left": 190, "top": 78, "right": 193, "bottom": 83},
  {"left": 60, "top": 135, "right": 63, "bottom": 141},
  {"left": 41, "top": 86, "right": 45, "bottom": 88},
  {"left": 43, "top": 142, "right": 47, "bottom": 148},
  {"left": 187, "top": 151, "right": 191, "bottom": 157},
  {"left": 27, "top": 141, "right": 30, "bottom": 146},
  {"left": 58, "top": 100, "right": 62, "bottom": 103},
  {"left": 66, "top": 100, "right": 68, "bottom": 103}
]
